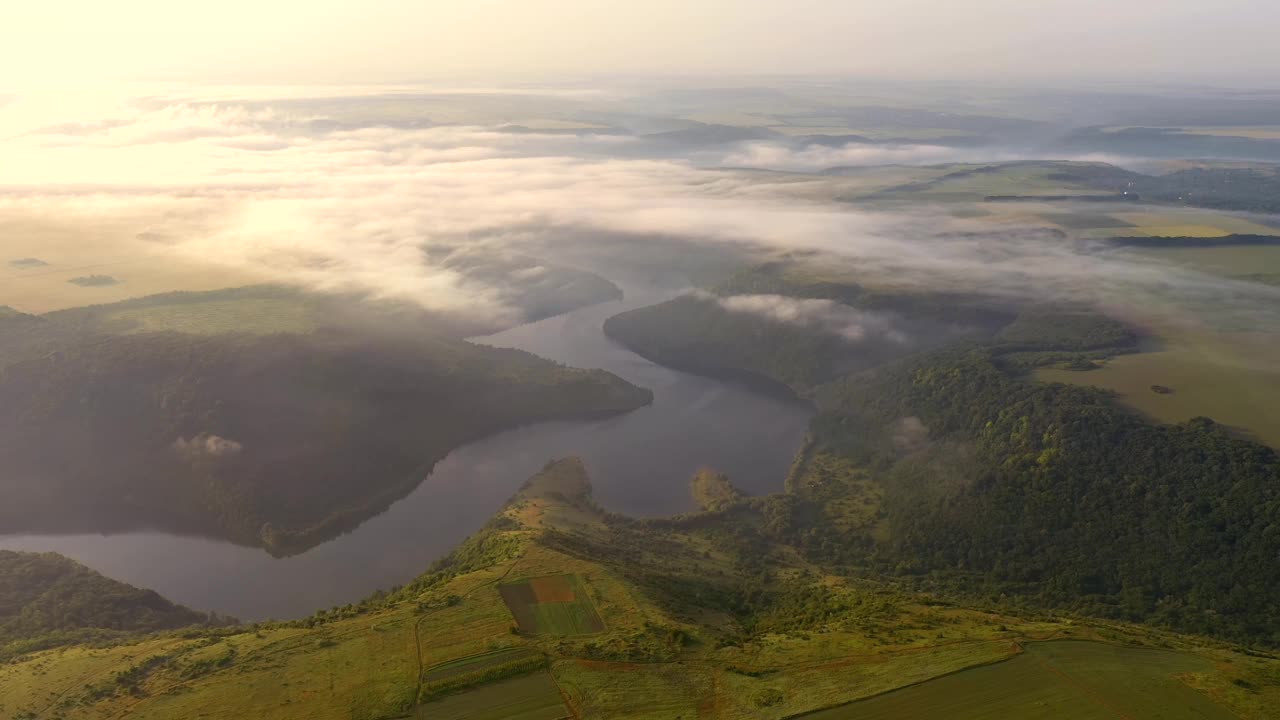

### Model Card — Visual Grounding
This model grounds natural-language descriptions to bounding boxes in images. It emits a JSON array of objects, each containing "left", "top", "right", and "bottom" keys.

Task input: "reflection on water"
[{"left": 0, "top": 288, "right": 812, "bottom": 620}]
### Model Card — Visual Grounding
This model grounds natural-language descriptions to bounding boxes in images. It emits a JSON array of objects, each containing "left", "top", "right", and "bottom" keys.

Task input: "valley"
[
  {"left": 6, "top": 72, "right": 1280, "bottom": 719},
  {"left": 1, "top": 460, "right": 1274, "bottom": 720},
  {"left": 0, "top": 285, "right": 811, "bottom": 620}
]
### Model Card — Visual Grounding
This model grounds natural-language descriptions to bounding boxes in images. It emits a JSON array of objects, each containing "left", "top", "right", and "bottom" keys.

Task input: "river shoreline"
[{"left": 0, "top": 287, "right": 813, "bottom": 620}]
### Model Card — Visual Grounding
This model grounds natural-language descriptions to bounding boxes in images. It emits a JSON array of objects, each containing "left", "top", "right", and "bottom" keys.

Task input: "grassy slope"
[
  {"left": 0, "top": 551, "right": 212, "bottom": 662},
  {"left": 3, "top": 460, "right": 1275, "bottom": 720}
]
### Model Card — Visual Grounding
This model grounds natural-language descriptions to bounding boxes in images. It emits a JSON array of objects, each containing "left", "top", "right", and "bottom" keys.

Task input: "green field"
[
  {"left": 1111, "top": 211, "right": 1280, "bottom": 237},
  {"left": 415, "top": 672, "right": 568, "bottom": 720},
  {"left": 499, "top": 575, "right": 605, "bottom": 635},
  {"left": 1136, "top": 244, "right": 1280, "bottom": 277},
  {"left": 1036, "top": 338, "right": 1280, "bottom": 449},
  {"left": 807, "top": 641, "right": 1232, "bottom": 719},
  {"left": 1035, "top": 242, "right": 1280, "bottom": 448},
  {"left": 1032, "top": 208, "right": 1280, "bottom": 240}
]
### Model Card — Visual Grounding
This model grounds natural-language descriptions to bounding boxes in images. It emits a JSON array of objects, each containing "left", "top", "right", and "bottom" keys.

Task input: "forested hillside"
[
  {"left": 603, "top": 262, "right": 1280, "bottom": 646},
  {"left": 0, "top": 551, "right": 212, "bottom": 661},
  {"left": 809, "top": 348, "right": 1280, "bottom": 644},
  {"left": 0, "top": 289, "right": 652, "bottom": 555}
]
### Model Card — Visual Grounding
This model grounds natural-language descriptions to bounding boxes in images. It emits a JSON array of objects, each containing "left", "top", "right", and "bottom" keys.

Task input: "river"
[{"left": 0, "top": 287, "right": 812, "bottom": 621}]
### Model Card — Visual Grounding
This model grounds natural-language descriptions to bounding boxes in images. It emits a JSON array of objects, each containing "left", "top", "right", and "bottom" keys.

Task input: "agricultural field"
[
  {"left": 415, "top": 672, "right": 568, "bottom": 720},
  {"left": 499, "top": 575, "right": 606, "bottom": 636},
  {"left": 553, "top": 659, "right": 719, "bottom": 720},
  {"left": 1024, "top": 207, "right": 1279, "bottom": 240},
  {"left": 1135, "top": 243, "right": 1280, "bottom": 277},
  {"left": 1105, "top": 210, "right": 1280, "bottom": 238},
  {"left": 419, "top": 648, "right": 549, "bottom": 701},
  {"left": 1038, "top": 240, "right": 1280, "bottom": 449},
  {"left": 1036, "top": 334, "right": 1280, "bottom": 449},
  {"left": 421, "top": 648, "right": 543, "bottom": 685},
  {"left": 806, "top": 641, "right": 1238, "bottom": 720}
]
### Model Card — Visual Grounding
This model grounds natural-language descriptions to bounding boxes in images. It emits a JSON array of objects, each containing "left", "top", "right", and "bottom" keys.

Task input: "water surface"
[{"left": 0, "top": 287, "right": 812, "bottom": 620}]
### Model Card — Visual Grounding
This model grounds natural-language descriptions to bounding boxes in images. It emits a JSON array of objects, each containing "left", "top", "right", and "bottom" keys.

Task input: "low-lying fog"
[{"left": 2, "top": 84, "right": 1277, "bottom": 338}]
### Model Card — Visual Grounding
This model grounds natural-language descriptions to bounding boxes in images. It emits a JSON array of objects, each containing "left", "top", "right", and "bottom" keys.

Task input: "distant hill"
[
  {"left": 0, "top": 288, "right": 652, "bottom": 555},
  {"left": 641, "top": 123, "right": 780, "bottom": 146},
  {"left": 604, "top": 264, "right": 1017, "bottom": 394},
  {"left": 603, "top": 262, "right": 1280, "bottom": 647},
  {"left": 0, "top": 550, "right": 211, "bottom": 660}
]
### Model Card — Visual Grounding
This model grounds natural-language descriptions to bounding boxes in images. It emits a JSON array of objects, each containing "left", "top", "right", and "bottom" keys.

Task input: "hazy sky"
[{"left": 4, "top": 0, "right": 1279, "bottom": 86}]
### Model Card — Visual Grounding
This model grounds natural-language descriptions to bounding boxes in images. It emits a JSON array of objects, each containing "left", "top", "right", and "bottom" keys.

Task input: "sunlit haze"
[
  {"left": 3, "top": 3, "right": 1280, "bottom": 717},
  {"left": 4, "top": 0, "right": 1280, "bottom": 85}
]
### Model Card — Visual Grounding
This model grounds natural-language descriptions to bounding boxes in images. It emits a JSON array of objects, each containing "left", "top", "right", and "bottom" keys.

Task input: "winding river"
[{"left": 0, "top": 286, "right": 812, "bottom": 621}]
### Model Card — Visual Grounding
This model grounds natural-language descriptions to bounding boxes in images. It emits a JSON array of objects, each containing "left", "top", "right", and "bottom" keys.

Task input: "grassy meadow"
[
  {"left": 1037, "top": 242, "right": 1280, "bottom": 449},
  {"left": 1036, "top": 334, "right": 1280, "bottom": 449},
  {"left": 1136, "top": 244, "right": 1280, "bottom": 277}
]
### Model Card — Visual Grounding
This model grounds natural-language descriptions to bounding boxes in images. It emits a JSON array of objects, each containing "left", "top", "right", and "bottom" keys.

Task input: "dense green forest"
[
  {"left": 805, "top": 348, "right": 1280, "bottom": 645},
  {"left": 602, "top": 262, "right": 1280, "bottom": 646},
  {"left": 0, "top": 551, "right": 213, "bottom": 661},
  {"left": 0, "top": 288, "right": 652, "bottom": 555}
]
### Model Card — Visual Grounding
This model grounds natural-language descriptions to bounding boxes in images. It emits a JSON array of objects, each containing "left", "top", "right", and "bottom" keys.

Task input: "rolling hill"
[{"left": 1, "top": 460, "right": 1275, "bottom": 719}]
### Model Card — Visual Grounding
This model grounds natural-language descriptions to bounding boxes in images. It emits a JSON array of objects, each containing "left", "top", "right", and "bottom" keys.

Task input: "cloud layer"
[
  {"left": 1, "top": 87, "right": 1278, "bottom": 341},
  {"left": 719, "top": 140, "right": 1140, "bottom": 172},
  {"left": 704, "top": 292, "right": 908, "bottom": 343}
]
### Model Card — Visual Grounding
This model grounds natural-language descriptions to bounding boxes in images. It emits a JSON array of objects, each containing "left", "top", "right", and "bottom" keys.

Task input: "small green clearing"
[
  {"left": 104, "top": 296, "right": 319, "bottom": 335},
  {"left": 806, "top": 641, "right": 1230, "bottom": 719},
  {"left": 415, "top": 671, "right": 568, "bottom": 720}
]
